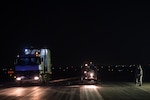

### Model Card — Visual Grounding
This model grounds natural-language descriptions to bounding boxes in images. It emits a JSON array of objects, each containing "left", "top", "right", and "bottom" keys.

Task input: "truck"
[
  {"left": 80, "top": 62, "right": 98, "bottom": 84},
  {"left": 14, "top": 47, "right": 52, "bottom": 85}
]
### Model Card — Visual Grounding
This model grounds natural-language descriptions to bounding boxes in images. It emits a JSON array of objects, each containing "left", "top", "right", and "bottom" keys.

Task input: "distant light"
[
  {"left": 24, "top": 49, "right": 30, "bottom": 55},
  {"left": 8, "top": 70, "right": 14, "bottom": 74},
  {"left": 85, "top": 64, "right": 88, "bottom": 66},
  {"left": 35, "top": 51, "right": 39, "bottom": 56},
  {"left": 90, "top": 72, "right": 94, "bottom": 78},
  {"left": 118, "top": 69, "right": 123, "bottom": 72},
  {"left": 84, "top": 71, "right": 87, "bottom": 74},
  {"left": 25, "top": 49, "right": 28, "bottom": 52},
  {"left": 3, "top": 68, "right": 7, "bottom": 71}
]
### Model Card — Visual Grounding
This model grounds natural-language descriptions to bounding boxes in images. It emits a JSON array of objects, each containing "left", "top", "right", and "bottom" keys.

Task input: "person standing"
[{"left": 135, "top": 64, "right": 143, "bottom": 86}]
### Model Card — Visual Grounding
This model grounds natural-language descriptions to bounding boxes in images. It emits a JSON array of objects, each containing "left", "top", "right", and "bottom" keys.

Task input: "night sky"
[{"left": 1, "top": 1, "right": 150, "bottom": 67}]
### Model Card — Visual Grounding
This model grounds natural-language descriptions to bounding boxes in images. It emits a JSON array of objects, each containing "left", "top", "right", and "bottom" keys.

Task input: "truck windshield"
[
  {"left": 15, "top": 57, "right": 41, "bottom": 65},
  {"left": 15, "top": 70, "right": 39, "bottom": 76}
]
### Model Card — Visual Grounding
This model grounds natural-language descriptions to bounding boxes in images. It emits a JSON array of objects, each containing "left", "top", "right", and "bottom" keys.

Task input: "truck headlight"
[
  {"left": 34, "top": 76, "right": 39, "bottom": 80},
  {"left": 90, "top": 73, "right": 94, "bottom": 77},
  {"left": 84, "top": 71, "right": 87, "bottom": 74},
  {"left": 16, "top": 77, "right": 21, "bottom": 81}
]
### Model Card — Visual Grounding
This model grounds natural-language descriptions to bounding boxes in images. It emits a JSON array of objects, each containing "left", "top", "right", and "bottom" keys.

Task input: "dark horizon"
[{"left": 1, "top": 1, "right": 150, "bottom": 67}]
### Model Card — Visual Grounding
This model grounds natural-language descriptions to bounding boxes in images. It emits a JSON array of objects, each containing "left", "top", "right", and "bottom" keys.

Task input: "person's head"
[
  {"left": 139, "top": 64, "right": 142, "bottom": 69},
  {"left": 137, "top": 64, "right": 142, "bottom": 69}
]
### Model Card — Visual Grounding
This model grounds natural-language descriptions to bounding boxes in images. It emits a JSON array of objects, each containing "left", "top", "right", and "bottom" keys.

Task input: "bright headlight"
[
  {"left": 90, "top": 73, "right": 94, "bottom": 77},
  {"left": 16, "top": 77, "right": 21, "bottom": 81},
  {"left": 84, "top": 71, "right": 87, "bottom": 74},
  {"left": 34, "top": 76, "right": 39, "bottom": 80}
]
